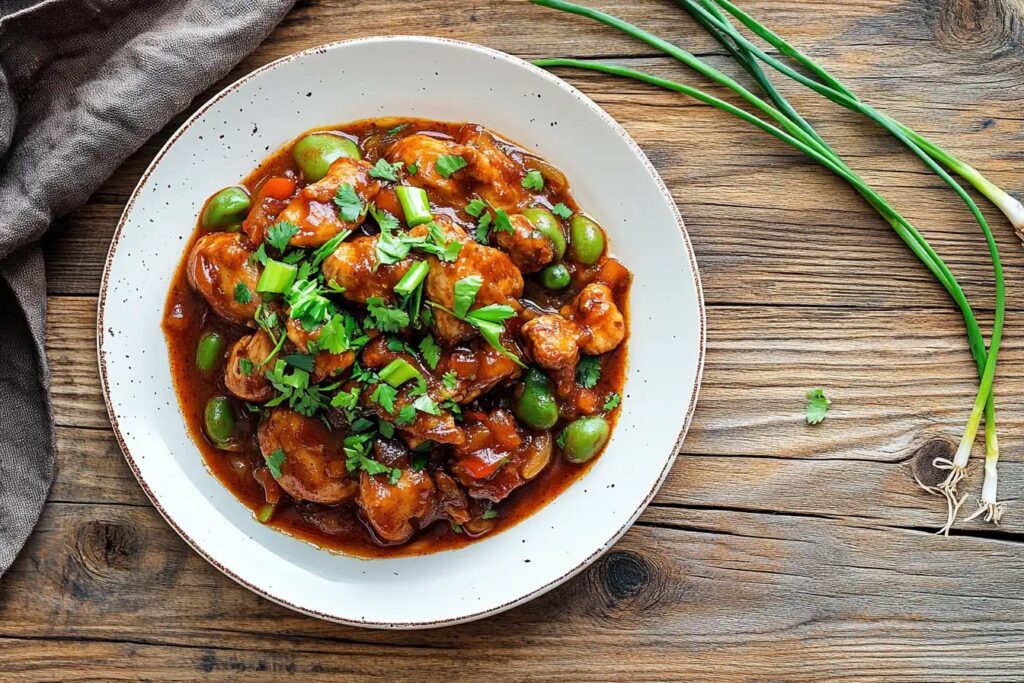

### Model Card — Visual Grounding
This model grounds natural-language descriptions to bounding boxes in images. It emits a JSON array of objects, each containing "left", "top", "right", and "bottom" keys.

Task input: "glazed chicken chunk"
[
  {"left": 320, "top": 233, "right": 414, "bottom": 304},
  {"left": 520, "top": 314, "right": 581, "bottom": 395},
  {"left": 224, "top": 329, "right": 275, "bottom": 402},
  {"left": 257, "top": 408, "right": 357, "bottom": 505},
  {"left": 277, "top": 157, "right": 381, "bottom": 247},
  {"left": 358, "top": 468, "right": 436, "bottom": 545},
  {"left": 285, "top": 318, "right": 356, "bottom": 381},
  {"left": 186, "top": 232, "right": 262, "bottom": 325},
  {"left": 573, "top": 283, "right": 626, "bottom": 355},
  {"left": 386, "top": 134, "right": 469, "bottom": 207},
  {"left": 494, "top": 213, "right": 557, "bottom": 274}
]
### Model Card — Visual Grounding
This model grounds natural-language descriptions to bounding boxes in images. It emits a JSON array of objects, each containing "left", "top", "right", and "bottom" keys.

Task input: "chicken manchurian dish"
[{"left": 163, "top": 118, "right": 631, "bottom": 556}]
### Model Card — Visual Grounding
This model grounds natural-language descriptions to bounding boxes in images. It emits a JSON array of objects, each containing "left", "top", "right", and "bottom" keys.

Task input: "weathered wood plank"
[{"left": 0, "top": 501, "right": 1020, "bottom": 681}]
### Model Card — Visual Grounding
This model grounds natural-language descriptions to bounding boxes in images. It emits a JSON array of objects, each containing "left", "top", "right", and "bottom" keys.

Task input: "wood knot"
[
  {"left": 600, "top": 550, "right": 653, "bottom": 600},
  {"left": 77, "top": 520, "right": 138, "bottom": 573},
  {"left": 931, "top": 0, "right": 1021, "bottom": 55},
  {"left": 911, "top": 438, "right": 956, "bottom": 487}
]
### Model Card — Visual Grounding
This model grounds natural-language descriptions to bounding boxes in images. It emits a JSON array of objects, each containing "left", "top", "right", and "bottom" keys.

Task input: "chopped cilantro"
[
  {"left": 395, "top": 404, "right": 417, "bottom": 426},
  {"left": 389, "top": 468, "right": 402, "bottom": 485},
  {"left": 369, "top": 158, "right": 404, "bottom": 182},
  {"left": 453, "top": 275, "right": 483, "bottom": 318},
  {"left": 493, "top": 209, "right": 514, "bottom": 234},
  {"left": 551, "top": 202, "right": 573, "bottom": 219},
  {"left": 311, "top": 229, "right": 351, "bottom": 268},
  {"left": 371, "top": 383, "right": 398, "bottom": 413},
  {"left": 481, "top": 509, "right": 499, "bottom": 520},
  {"left": 412, "top": 394, "right": 440, "bottom": 416},
  {"left": 387, "top": 123, "right": 409, "bottom": 136},
  {"left": 264, "top": 448, "right": 286, "bottom": 479},
  {"left": 330, "top": 386, "right": 361, "bottom": 411},
  {"left": 442, "top": 371, "right": 459, "bottom": 391},
  {"left": 806, "top": 388, "right": 831, "bottom": 425},
  {"left": 603, "top": 392, "right": 621, "bottom": 411},
  {"left": 410, "top": 451, "right": 429, "bottom": 471},
  {"left": 265, "top": 221, "right": 299, "bottom": 252},
  {"left": 419, "top": 335, "right": 441, "bottom": 370},
  {"left": 284, "top": 353, "right": 316, "bottom": 373},
  {"left": 285, "top": 277, "right": 332, "bottom": 330},
  {"left": 343, "top": 432, "right": 391, "bottom": 477},
  {"left": 475, "top": 212, "right": 492, "bottom": 244},
  {"left": 250, "top": 242, "right": 269, "bottom": 266},
  {"left": 435, "top": 154, "right": 468, "bottom": 178},
  {"left": 233, "top": 282, "right": 252, "bottom": 304},
  {"left": 556, "top": 430, "right": 567, "bottom": 449},
  {"left": 239, "top": 358, "right": 254, "bottom": 376},
  {"left": 263, "top": 359, "right": 335, "bottom": 417},
  {"left": 366, "top": 297, "right": 410, "bottom": 332},
  {"left": 378, "top": 420, "right": 395, "bottom": 439},
  {"left": 407, "top": 163, "right": 418, "bottom": 175},
  {"left": 521, "top": 169, "right": 544, "bottom": 191},
  {"left": 334, "top": 183, "right": 363, "bottom": 222},
  {"left": 576, "top": 356, "right": 601, "bottom": 389},
  {"left": 318, "top": 313, "right": 353, "bottom": 354}
]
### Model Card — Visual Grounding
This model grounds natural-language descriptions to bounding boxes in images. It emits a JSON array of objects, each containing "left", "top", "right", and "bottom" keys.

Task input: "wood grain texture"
[{"left": 5, "top": 0, "right": 1024, "bottom": 679}]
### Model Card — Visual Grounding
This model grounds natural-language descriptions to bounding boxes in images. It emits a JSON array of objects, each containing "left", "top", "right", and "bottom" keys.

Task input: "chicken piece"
[
  {"left": 519, "top": 314, "right": 580, "bottom": 396},
  {"left": 321, "top": 233, "right": 413, "bottom": 304},
  {"left": 242, "top": 176, "right": 297, "bottom": 244},
  {"left": 494, "top": 213, "right": 556, "bottom": 274},
  {"left": 360, "top": 337, "right": 466, "bottom": 446},
  {"left": 286, "top": 318, "right": 356, "bottom": 381},
  {"left": 358, "top": 468, "right": 436, "bottom": 544},
  {"left": 257, "top": 408, "right": 357, "bottom": 505},
  {"left": 224, "top": 330, "right": 275, "bottom": 402},
  {"left": 457, "top": 124, "right": 529, "bottom": 211},
  {"left": 187, "top": 232, "right": 262, "bottom": 325},
  {"left": 277, "top": 157, "right": 381, "bottom": 248},
  {"left": 443, "top": 339, "right": 523, "bottom": 404},
  {"left": 451, "top": 409, "right": 549, "bottom": 503},
  {"left": 386, "top": 134, "right": 469, "bottom": 207},
  {"left": 573, "top": 283, "right": 626, "bottom": 355},
  {"left": 425, "top": 229, "right": 524, "bottom": 347}
]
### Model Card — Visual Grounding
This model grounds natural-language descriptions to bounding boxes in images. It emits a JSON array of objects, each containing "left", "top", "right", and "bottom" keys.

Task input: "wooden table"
[{"left": 3, "top": 0, "right": 1022, "bottom": 679}]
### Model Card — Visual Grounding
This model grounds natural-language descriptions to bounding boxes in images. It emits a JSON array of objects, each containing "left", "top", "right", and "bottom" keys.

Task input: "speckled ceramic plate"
[{"left": 98, "top": 36, "right": 704, "bottom": 628}]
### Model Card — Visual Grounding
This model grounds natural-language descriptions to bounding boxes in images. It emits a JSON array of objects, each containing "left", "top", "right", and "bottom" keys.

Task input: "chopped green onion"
[
  {"left": 256, "top": 259, "right": 297, "bottom": 294},
  {"left": 394, "top": 260, "right": 430, "bottom": 296},
  {"left": 379, "top": 358, "right": 421, "bottom": 388},
  {"left": 396, "top": 185, "right": 433, "bottom": 226},
  {"left": 256, "top": 502, "right": 277, "bottom": 523}
]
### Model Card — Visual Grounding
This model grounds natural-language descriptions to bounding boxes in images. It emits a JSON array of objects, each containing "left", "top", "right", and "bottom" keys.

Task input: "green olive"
[
  {"left": 513, "top": 368, "right": 560, "bottom": 430},
  {"left": 201, "top": 186, "right": 251, "bottom": 230},
  {"left": 204, "top": 396, "right": 236, "bottom": 447},
  {"left": 569, "top": 215, "right": 606, "bottom": 265},
  {"left": 538, "top": 263, "right": 571, "bottom": 291},
  {"left": 522, "top": 208, "right": 566, "bottom": 260},
  {"left": 195, "top": 331, "right": 226, "bottom": 372},
  {"left": 292, "top": 133, "right": 361, "bottom": 181},
  {"left": 560, "top": 416, "right": 610, "bottom": 464}
]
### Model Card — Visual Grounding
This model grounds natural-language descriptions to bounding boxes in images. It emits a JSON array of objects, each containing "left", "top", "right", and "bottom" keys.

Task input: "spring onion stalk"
[
  {"left": 702, "top": 0, "right": 1024, "bottom": 234},
  {"left": 532, "top": 0, "right": 1008, "bottom": 531},
  {"left": 256, "top": 259, "right": 298, "bottom": 294},
  {"left": 396, "top": 185, "right": 433, "bottom": 227},
  {"left": 379, "top": 358, "right": 421, "bottom": 388},
  {"left": 394, "top": 260, "right": 430, "bottom": 297},
  {"left": 671, "top": 0, "right": 1007, "bottom": 527}
]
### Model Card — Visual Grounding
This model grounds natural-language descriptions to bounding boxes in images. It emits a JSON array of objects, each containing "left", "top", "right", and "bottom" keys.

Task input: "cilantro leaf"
[
  {"left": 522, "top": 169, "right": 544, "bottom": 191},
  {"left": 805, "top": 388, "right": 831, "bottom": 425},
  {"left": 379, "top": 420, "right": 395, "bottom": 439},
  {"left": 395, "top": 404, "right": 417, "bottom": 426},
  {"left": 466, "top": 303, "right": 515, "bottom": 324},
  {"left": 419, "top": 335, "right": 441, "bottom": 370},
  {"left": 265, "top": 221, "right": 299, "bottom": 252},
  {"left": 387, "top": 123, "right": 409, "bottom": 136},
  {"left": 331, "top": 386, "right": 361, "bottom": 411},
  {"left": 603, "top": 392, "right": 621, "bottom": 411},
  {"left": 435, "top": 154, "right": 468, "bottom": 178},
  {"left": 413, "top": 394, "right": 440, "bottom": 416},
  {"left": 556, "top": 430, "right": 567, "bottom": 449},
  {"left": 366, "top": 296, "right": 410, "bottom": 332},
  {"left": 318, "top": 313, "right": 352, "bottom": 354},
  {"left": 493, "top": 209, "right": 514, "bottom": 234},
  {"left": 407, "top": 163, "right": 418, "bottom": 175},
  {"left": 410, "top": 451, "right": 429, "bottom": 470},
  {"left": 474, "top": 212, "right": 492, "bottom": 244},
  {"left": 481, "top": 509, "right": 499, "bottom": 520},
  {"left": 264, "top": 448, "right": 286, "bottom": 479},
  {"left": 285, "top": 278, "right": 333, "bottom": 330},
  {"left": 551, "top": 202, "right": 573, "bottom": 219},
  {"left": 343, "top": 432, "right": 391, "bottom": 477},
  {"left": 371, "top": 383, "right": 398, "bottom": 413},
  {"left": 576, "top": 356, "right": 601, "bottom": 389},
  {"left": 442, "top": 371, "right": 458, "bottom": 392},
  {"left": 389, "top": 468, "right": 402, "bottom": 485},
  {"left": 369, "top": 158, "right": 404, "bottom": 182},
  {"left": 369, "top": 203, "right": 401, "bottom": 233},
  {"left": 233, "top": 282, "right": 252, "bottom": 304},
  {"left": 311, "top": 229, "right": 351, "bottom": 268},
  {"left": 239, "top": 358, "right": 254, "bottom": 376},
  {"left": 334, "top": 183, "right": 363, "bottom": 222},
  {"left": 465, "top": 199, "right": 487, "bottom": 217},
  {"left": 453, "top": 275, "right": 483, "bottom": 318},
  {"left": 284, "top": 353, "right": 316, "bottom": 373}
]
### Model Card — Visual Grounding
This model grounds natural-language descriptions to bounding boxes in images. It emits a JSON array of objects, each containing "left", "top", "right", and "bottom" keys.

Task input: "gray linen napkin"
[{"left": 0, "top": 0, "right": 295, "bottom": 576}]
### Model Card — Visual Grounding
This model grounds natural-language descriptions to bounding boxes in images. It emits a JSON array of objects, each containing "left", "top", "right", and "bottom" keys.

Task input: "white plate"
[{"left": 98, "top": 36, "right": 704, "bottom": 628}]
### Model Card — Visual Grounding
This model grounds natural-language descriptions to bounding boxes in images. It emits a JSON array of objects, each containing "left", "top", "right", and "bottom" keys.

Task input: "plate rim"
[{"left": 96, "top": 34, "right": 706, "bottom": 629}]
